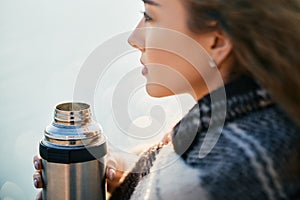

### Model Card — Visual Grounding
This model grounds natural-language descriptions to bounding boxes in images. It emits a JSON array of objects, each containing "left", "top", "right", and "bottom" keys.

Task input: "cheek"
[
  {"left": 144, "top": 49, "right": 207, "bottom": 97},
  {"left": 141, "top": 21, "right": 217, "bottom": 98},
  {"left": 146, "top": 49, "right": 176, "bottom": 68},
  {"left": 144, "top": 31, "right": 212, "bottom": 84},
  {"left": 146, "top": 49, "right": 203, "bottom": 84}
]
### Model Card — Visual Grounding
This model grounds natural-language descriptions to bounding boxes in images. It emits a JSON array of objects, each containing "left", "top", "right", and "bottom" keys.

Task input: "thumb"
[
  {"left": 106, "top": 167, "right": 116, "bottom": 181},
  {"left": 106, "top": 154, "right": 117, "bottom": 181}
]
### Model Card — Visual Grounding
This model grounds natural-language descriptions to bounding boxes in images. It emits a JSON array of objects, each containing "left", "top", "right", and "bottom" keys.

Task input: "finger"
[
  {"left": 33, "top": 172, "right": 43, "bottom": 188},
  {"left": 36, "top": 191, "right": 42, "bottom": 200},
  {"left": 33, "top": 155, "right": 43, "bottom": 170},
  {"left": 106, "top": 155, "right": 117, "bottom": 181},
  {"left": 106, "top": 167, "right": 115, "bottom": 181}
]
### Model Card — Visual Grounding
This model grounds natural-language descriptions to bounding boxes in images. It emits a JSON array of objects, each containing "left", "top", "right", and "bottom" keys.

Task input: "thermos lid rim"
[{"left": 56, "top": 102, "right": 90, "bottom": 112}]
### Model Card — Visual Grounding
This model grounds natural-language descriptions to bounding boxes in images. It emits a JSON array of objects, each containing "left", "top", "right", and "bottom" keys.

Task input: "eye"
[{"left": 141, "top": 11, "right": 153, "bottom": 22}]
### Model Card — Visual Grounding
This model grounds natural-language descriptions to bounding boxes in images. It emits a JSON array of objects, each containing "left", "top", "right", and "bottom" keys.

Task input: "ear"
[{"left": 209, "top": 31, "right": 233, "bottom": 67}]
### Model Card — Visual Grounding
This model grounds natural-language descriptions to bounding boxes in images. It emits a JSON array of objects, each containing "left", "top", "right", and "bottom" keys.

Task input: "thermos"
[{"left": 39, "top": 102, "right": 107, "bottom": 200}]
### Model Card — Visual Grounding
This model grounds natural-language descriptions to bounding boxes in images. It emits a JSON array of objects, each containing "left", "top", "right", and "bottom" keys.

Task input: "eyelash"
[{"left": 141, "top": 11, "right": 152, "bottom": 22}]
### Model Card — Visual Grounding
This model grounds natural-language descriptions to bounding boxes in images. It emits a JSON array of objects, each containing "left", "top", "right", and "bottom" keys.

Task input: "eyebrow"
[{"left": 142, "top": 0, "right": 160, "bottom": 6}]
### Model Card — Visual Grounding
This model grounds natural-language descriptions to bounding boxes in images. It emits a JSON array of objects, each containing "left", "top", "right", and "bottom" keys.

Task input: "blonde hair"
[{"left": 186, "top": 0, "right": 300, "bottom": 125}]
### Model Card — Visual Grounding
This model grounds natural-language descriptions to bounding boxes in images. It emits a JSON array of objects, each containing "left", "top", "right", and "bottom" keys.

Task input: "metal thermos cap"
[
  {"left": 43, "top": 102, "right": 104, "bottom": 147},
  {"left": 40, "top": 102, "right": 107, "bottom": 164}
]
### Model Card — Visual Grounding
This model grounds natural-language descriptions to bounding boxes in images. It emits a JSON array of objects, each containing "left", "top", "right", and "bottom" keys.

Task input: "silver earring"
[{"left": 208, "top": 59, "right": 217, "bottom": 68}]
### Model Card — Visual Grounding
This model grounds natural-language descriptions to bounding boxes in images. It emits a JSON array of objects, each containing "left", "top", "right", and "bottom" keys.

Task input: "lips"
[
  {"left": 142, "top": 66, "right": 148, "bottom": 75},
  {"left": 140, "top": 59, "right": 148, "bottom": 75}
]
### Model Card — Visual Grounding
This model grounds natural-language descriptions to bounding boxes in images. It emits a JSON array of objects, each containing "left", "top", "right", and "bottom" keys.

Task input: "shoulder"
[
  {"left": 180, "top": 104, "right": 300, "bottom": 165},
  {"left": 222, "top": 105, "right": 300, "bottom": 160},
  {"left": 180, "top": 105, "right": 300, "bottom": 200}
]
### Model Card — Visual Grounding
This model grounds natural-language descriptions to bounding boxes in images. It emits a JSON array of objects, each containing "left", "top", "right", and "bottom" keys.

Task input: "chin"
[{"left": 145, "top": 84, "right": 175, "bottom": 98}]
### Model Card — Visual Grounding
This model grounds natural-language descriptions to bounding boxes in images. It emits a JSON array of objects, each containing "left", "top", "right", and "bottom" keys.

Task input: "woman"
[{"left": 34, "top": 0, "right": 300, "bottom": 199}]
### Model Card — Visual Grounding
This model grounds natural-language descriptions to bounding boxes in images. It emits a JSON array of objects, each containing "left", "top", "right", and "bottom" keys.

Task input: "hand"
[
  {"left": 106, "top": 163, "right": 125, "bottom": 194},
  {"left": 106, "top": 132, "right": 171, "bottom": 194},
  {"left": 32, "top": 151, "right": 137, "bottom": 198},
  {"left": 33, "top": 155, "right": 43, "bottom": 200},
  {"left": 105, "top": 148, "right": 138, "bottom": 194}
]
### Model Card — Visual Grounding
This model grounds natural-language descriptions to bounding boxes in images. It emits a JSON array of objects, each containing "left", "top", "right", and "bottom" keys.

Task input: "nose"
[{"left": 128, "top": 19, "right": 145, "bottom": 52}]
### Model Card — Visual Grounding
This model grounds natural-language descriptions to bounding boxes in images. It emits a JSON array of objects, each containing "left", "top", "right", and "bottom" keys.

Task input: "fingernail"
[
  {"left": 34, "top": 161, "right": 39, "bottom": 169},
  {"left": 34, "top": 178, "right": 39, "bottom": 187},
  {"left": 108, "top": 168, "right": 115, "bottom": 181}
]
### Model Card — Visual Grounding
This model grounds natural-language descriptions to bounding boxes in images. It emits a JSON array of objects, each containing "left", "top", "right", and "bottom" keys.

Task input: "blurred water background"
[{"left": 0, "top": 0, "right": 195, "bottom": 199}]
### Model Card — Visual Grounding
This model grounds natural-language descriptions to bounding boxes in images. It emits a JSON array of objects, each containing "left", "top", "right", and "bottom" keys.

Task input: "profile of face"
[{"left": 128, "top": 0, "right": 233, "bottom": 100}]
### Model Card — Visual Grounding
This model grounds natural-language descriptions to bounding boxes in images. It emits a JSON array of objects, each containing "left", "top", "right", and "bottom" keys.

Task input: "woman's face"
[{"left": 128, "top": 0, "right": 229, "bottom": 99}]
